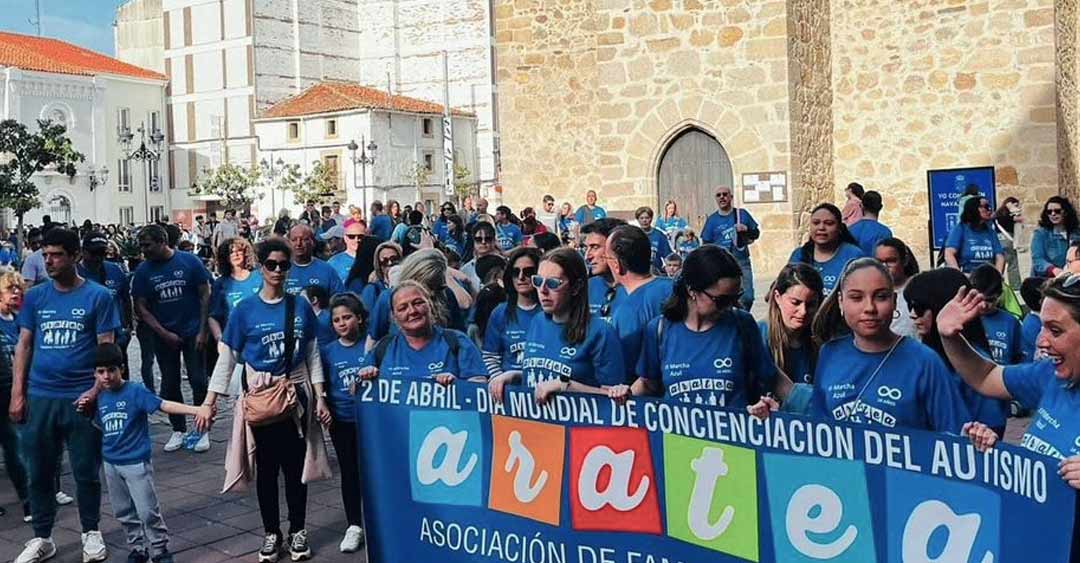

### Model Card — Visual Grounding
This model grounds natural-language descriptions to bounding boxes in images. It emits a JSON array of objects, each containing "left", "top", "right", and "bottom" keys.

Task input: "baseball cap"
[
  {"left": 82, "top": 231, "right": 109, "bottom": 250},
  {"left": 320, "top": 225, "right": 345, "bottom": 241}
]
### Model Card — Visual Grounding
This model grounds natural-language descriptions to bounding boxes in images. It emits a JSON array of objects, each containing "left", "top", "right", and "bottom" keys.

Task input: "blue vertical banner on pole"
[
  {"left": 354, "top": 378, "right": 1077, "bottom": 563},
  {"left": 927, "top": 166, "right": 997, "bottom": 251}
]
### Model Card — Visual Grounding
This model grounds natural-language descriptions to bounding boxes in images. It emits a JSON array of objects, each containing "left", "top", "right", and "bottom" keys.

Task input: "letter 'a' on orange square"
[{"left": 488, "top": 416, "right": 565, "bottom": 526}]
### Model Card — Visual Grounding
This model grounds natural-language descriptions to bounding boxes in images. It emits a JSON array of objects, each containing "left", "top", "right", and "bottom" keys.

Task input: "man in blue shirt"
[
  {"left": 494, "top": 206, "right": 523, "bottom": 251},
  {"left": 575, "top": 190, "right": 607, "bottom": 226},
  {"left": 605, "top": 225, "right": 673, "bottom": 379},
  {"left": 131, "top": 225, "right": 212, "bottom": 453},
  {"left": 581, "top": 218, "right": 627, "bottom": 324},
  {"left": 368, "top": 200, "right": 394, "bottom": 241},
  {"left": 9, "top": 227, "right": 120, "bottom": 563},
  {"left": 327, "top": 221, "right": 368, "bottom": 282},
  {"left": 78, "top": 232, "right": 134, "bottom": 380},
  {"left": 635, "top": 206, "right": 673, "bottom": 274},
  {"left": 701, "top": 186, "right": 760, "bottom": 309},
  {"left": 287, "top": 224, "right": 344, "bottom": 296},
  {"left": 849, "top": 191, "right": 893, "bottom": 256}
]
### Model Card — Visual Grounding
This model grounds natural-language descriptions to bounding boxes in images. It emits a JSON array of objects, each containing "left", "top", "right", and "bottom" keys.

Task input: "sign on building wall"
[
  {"left": 927, "top": 166, "right": 996, "bottom": 252},
  {"left": 443, "top": 116, "right": 455, "bottom": 197},
  {"left": 741, "top": 172, "right": 787, "bottom": 203}
]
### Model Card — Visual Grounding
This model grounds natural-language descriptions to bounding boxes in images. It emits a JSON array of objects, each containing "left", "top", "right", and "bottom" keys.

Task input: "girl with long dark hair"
[
  {"left": 484, "top": 248, "right": 542, "bottom": 392},
  {"left": 944, "top": 196, "right": 1004, "bottom": 273},
  {"left": 1030, "top": 196, "right": 1080, "bottom": 277},
  {"left": 874, "top": 237, "right": 920, "bottom": 338},
  {"left": 788, "top": 203, "right": 865, "bottom": 293}
]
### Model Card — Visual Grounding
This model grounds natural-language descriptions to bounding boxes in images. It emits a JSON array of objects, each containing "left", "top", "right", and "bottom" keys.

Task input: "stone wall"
[
  {"left": 830, "top": 0, "right": 1058, "bottom": 264},
  {"left": 1057, "top": 0, "right": 1080, "bottom": 201},
  {"left": 495, "top": 0, "right": 799, "bottom": 276}
]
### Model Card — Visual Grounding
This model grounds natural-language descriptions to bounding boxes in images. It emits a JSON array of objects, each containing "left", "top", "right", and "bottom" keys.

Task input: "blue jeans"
[
  {"left": 152, "top": 334, "right": 207, "bottom": 433},
  {"left": 21, "top": 396, "right": 102, "bottom": 538},
  {"left": 0, "top": 385, "right": 29, "bottom": 514},
  {"left": 104, "top": 461, "right": 169, "bottom": 557},
  {"left": 736, "top": 255, "right": 755, "bottom": 310}
]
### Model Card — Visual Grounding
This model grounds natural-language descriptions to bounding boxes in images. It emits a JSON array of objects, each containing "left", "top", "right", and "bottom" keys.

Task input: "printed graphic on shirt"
[
  {"left": 39, "top": 306, "right": 88, "bottom": 349},
  {"left": 825, "top": 381, "right": 902, "bottom": 428}
]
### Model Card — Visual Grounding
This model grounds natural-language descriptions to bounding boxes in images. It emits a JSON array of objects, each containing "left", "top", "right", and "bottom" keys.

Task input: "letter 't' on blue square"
[
  {"left": 885, "top": 469, "right": 1000, "bottom": 563},
  {"left": 763, "top": 453, "right": 877, "bottom": 563},
  {"left": 408, "top": 410, "right": 484, "bottom": 506}
]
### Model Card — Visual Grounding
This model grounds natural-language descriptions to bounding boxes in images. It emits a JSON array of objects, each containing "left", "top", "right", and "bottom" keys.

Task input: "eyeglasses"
[
  {"left": 379, "top": 256, "right": 401, "bottom": 267},
  {"left": 599, "top": 285, "right": 618, "bottom": 317},
  {"left": 262, "top": 259, "right": 291, "bottom": 272},
  {"left": 715, "top": 192, "right": 732, "bottom": 198},
  {"left": 531, "top": 275, "right": 567, "bottom": 292},
  {"left": 701, "top": 289, "right": 742, "bottom": 310},
  {"left": 346, "top": 234, "right": 363, "bottom": 240},
  {"left": 1048, "top": 208, "right": 1064, "bottom": 215},
  {"left": 512, "top": 266, "right": 538, "bottom": 280},
  {"left": 474, "top": 236, "right": 493, "bottom": 243}
]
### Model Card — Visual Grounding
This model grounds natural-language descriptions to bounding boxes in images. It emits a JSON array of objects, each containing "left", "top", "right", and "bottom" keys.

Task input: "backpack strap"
[{"left": 283, "top": 293, "right": 296, "bottom": 373}]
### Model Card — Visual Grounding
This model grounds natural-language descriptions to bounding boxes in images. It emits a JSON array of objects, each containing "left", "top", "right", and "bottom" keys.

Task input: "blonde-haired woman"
[
  {"left": 360, "top": 241, "right": 402, "bottom": 313},
  {"left": 359, "top": 280, "right": 487, "bottom": 384},
  {"left": 654, "top": 200, "right": 688, "bottom": 238},
  {"left": 0, "top": 271, "right": 30, "bottom": 520}
]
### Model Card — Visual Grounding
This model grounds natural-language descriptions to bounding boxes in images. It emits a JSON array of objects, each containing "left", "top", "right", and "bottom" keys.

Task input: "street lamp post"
[
  {"left": 347, "top": 137, "right": 377, "bottom": 217},
  {"left": 118, "top": 122, "right": 165, "bottom": 223}
]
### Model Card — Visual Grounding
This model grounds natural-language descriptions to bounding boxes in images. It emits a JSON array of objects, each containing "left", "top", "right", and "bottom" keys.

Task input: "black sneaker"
[
  {"left": 258, "top": 533, "right": 282, "bottom": 563},
  {"left": 127, "top": 550, "right": 150, "bottom": 563},
  {"left": 288, "top": 530, "right": 311, "bottom": 562}
]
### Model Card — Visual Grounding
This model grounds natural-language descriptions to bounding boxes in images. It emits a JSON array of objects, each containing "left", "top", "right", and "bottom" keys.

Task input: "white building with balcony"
[
  {"left": 0, "top": 31, "right": 170, "bottom": 228},
  {"left": 252, "top": 80, "right": 478, "bottom": 220}
]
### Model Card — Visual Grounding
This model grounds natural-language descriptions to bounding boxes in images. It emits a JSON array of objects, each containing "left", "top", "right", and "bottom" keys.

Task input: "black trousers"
[
  {"left": 251, "top": 419, "right": 307, "bottom": 535},
  {"left": 328, "top": 419, "right": 364, "bottom": 527}
]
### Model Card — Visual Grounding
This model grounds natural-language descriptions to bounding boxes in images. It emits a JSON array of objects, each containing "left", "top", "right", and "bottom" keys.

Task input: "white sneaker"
[
  {"left": 54, "top": 491, "right": 74, "bottom": 505},
  {"left": 163, "top": 431, "right": 185, "bottom": 452},
  {"left": 193, "top": 432, "right": 211, "bottom": 453},
  {"left": 14, "top": 537, "right": 56, "bottom": 563},
  {"left": 81, "top": 530, "right": 107, "bottom": 563},
  {"left": 339, "top": 525, "right": 364, "bottom": 553}
]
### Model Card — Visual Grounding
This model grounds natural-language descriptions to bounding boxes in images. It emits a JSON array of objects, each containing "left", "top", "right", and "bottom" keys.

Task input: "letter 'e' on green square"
[{"left": 662, "top": 434, "right": 759, "bottom": 561}]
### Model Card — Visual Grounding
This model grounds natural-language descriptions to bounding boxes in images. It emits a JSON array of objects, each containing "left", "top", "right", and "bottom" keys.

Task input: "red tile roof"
[
  {"left": 260, "top": 80, "right": 473, "bottom": 119},
  {"left": 0, "top": 31, "right": 165, "bottom": 81}
]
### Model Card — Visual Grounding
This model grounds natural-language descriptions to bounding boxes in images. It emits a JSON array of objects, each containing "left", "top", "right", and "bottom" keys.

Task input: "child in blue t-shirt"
[{"left": 79, "top": 343, "right": 201, "bottom": 563}]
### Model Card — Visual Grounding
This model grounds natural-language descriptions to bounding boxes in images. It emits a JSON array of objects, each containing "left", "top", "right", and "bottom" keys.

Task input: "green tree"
[
  {"left": 0, "top": 119, "right": 85, "bottom": 251},
  {"left": 286, "top": 161, "right": 339, "bottom": 207},
  {"left": 452, "top": 162, "right": 473, "bottom": 206},
  {"left": 408, "top": 161, "right": 432, "bottom": 195},
  {"left": 189, "top": 162, "right": 264, "bottom": 210}
]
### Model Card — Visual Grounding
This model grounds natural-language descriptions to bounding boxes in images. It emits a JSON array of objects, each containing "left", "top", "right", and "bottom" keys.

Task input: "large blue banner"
[
  {"left": 355, "top": 379, "right": 1076, "bottom": 563},
  {"left": 927, "top": 166, "right": 997, "bottom": 251}
]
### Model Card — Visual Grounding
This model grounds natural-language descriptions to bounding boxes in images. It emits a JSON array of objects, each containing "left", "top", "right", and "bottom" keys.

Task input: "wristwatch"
[{"left": 559, "top": 373, "right": 571, "bottom": 391}]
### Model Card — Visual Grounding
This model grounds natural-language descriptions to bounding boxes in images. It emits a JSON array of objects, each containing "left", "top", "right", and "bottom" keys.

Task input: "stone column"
[
  {"left": 1058, "top": 0, "right": 1080, "bottom": 200},
  {"left": 787, "top": 0, "right": 834, "bottom": 240}
]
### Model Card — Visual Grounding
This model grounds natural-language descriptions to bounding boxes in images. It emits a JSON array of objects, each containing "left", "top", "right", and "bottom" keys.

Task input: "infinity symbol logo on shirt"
[
  {"left": 877, "top": 386, "right": 903, "bottom": 400},
  {"left": 428, "top": 362, "right": 445, "bottom": 371},
  {"left": 70, "top": 308, "right": 86, "bottom": 316},
  {"left": 174, "top": 270, "right": 184, "bottom": 277},
  {"left": 560, "top": 347, "right": 577, "bottom": 357},
  {"left": 713, "top": 357, "right": 734, "bottom": 369}
]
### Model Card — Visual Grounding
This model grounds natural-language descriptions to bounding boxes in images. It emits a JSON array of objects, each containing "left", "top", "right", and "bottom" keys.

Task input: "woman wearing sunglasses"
[
  {"left": 1030, "top": 196, "right": 1080, "bottom": 277},
  {"left": 358, "top": 242, "right": 402, "bottom": 313},
  {"left": 197, "top": 238, "right": 329, "bottom": 562},
  {"left": 509, "top": 248, "right": 625, "bottom": 404},
  {"left": 484, "top": 248, "right": 543, "bottom": 394},
  {"left": 903, "top": 268, "right": 1005, "bottom": 436},
  {"left": 789, "top": 203, "right": 865, "bottom": 293},
  {"left": 612, "top": 246, "right": 775, "bottom": 408},
  {"left": 944, "top": 196, "right": 1005, "bottom": 274},
  {"left": 938, "top": 274, "right": 1080, "bottom": 489},
  {"left": 794, "top": 258, "right": 971, "bottom": 433}
]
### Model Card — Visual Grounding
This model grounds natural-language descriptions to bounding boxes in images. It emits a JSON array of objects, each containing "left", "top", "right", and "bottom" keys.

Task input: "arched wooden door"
[{"left": 657, "top": 128, "right": 734, "bottom": 229}]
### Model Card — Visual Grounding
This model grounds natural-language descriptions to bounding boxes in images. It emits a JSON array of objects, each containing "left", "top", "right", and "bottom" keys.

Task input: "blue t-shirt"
[
  {"left": 17, "top": 281, "right": 121, "bottom": 399},
  {"left": 370, "top": 214, "right": 394, "bottom": 241},
  {"left": 482, "top": 303, "right": 541, "bottom": 374},
  {"left": 639, "top": 312, "right": 775, "bottom": 408},
  {"left": 574, "top": 205, "right": 607, "bottom": 225},
  {"left": 677, "top": 238, "right": 701, "bottom": 256},
  {"left": 644, "top": 229, "right": 672, "bottom": 272},
  {"left": 362, "top": 327, "right": 486, "bottom": 380},
  {"left": 443, "top": 236, "right": 467, "bottom": 259},
  {"left": 131, "top": 251, "right": 211, "bottom": 338},
  {"left": 558, "top": 216, "right": 579, "bottom": 238},
  {"left": 981, "top": 310, "right": 1023, "bottom": 365},
  {"left": 812, "top": 336, "right": 970, "bottom": 433},
  {"left": 327, "top": 252, "right": 356, "bottom": 283},
  {"left": 314, "top": 308, "right": 336, "bottom": 350},
  {"left": 95, "top": 382, "right": 162, "bottom": 465},
  {"left": 222, "top": 295, "right": 317, "bottom": 376},
  {"left": 286, "top": 258, "right": 345, "bottom": 296},
  {"left": 1003, "top": 361, "right": 1080, "bottom": 459},
  {"left": 320, "top": 338, "right": 363, "bottom": 422},
  {"left": 758, "top": 320, "right": 815, "bottom": 384},
  {"left": 432, "top": 219, "right": 451, "bottom": 242},
  {"left": 0, "top": 313, "right": 17, "bottom": 387},
  {"left": 1021, "top": 313, "right": 1042, "bottom": 362},
  {"left": 788, "top": 243, "right": 866, "bottom": 293},
  {"left": 77, "top": 262, "right": 130, "bottom": 325},
  {"left": 521, "top": 314, "right": 625, "bottom": 388},
  {"left": 654, "top": 216, "right": 688, "bottom": 237},
  {"left": 848, "top": 219, "right": 894, "bottom": 256},
  {"left": 360, "top": 281, "right": 388, "bottom": 314},
  {"left": 210, "top": 272, "right": 263, "bottom": 327},
  {"left": 945, "top": 224, "right": 1003, "bottom": 273},
  {"left": 495, "top": 223, "right": 523, "bottom": 251},
  {"left": 701, "top": 209, "right": 757, "bottom": 261},
  {"left": 367, "top": 287, "right": 467, "bottom": 341},
  {"left": 611, "top": 277, "right": 672, "bottom": 373},
  {"left": 587, "top": 276, "right": 626, "bottom": 324}
]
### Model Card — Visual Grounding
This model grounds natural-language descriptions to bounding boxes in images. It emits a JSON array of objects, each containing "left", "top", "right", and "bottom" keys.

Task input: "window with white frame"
[
  {"left": 422, "top": 117, "right": 433, "bottom": 137},
  {"left": 149, "top": 160, "right": 161, "bottom": 191},
  {"left": 119, "top": 207, "right": 134, "bottom": 226},
  {"left": 150, "top": 206, "right": 165, "bottom": 223},
  {"left": 117, "top": 159, "right": 131, "bottom": 192},
  {"left": 118, "top": 107, "right": 131, "bottom": 135},
  {"left": 326, "top": 119, "right": 338, "bottom": 138},
  {"left": 423, "top": 152, "right": 434, "bottom": 172},
  {"left": 288, "top": 121, "right": 300, "bottom": 142}
]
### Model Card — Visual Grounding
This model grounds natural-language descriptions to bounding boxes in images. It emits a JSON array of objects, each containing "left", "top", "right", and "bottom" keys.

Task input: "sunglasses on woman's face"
[
  {"left": 531, "top": 275, "right": 567, "bottom": 292},
  {"left": 701, "top": 289, "right": 742, "bottom": 310},
  {"left": 263, "top": 259, "right": 291, "bottom": 272},
  {"left": 512, "top": 266, "right": 538, "bottom": 280},
  {"left": 474, "top": 235, "right": 493, "bottom": 243},
  {"left": 1048, "top": 207, "right": 1064, "bottom": 215},
  {"left": 380, "top": 256, "right": 401, "bottom": 267}
]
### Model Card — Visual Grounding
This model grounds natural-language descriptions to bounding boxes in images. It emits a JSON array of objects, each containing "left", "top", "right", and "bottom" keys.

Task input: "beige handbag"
[{"left": 241, "top": 294, "right": 299, "bottom": 427}]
